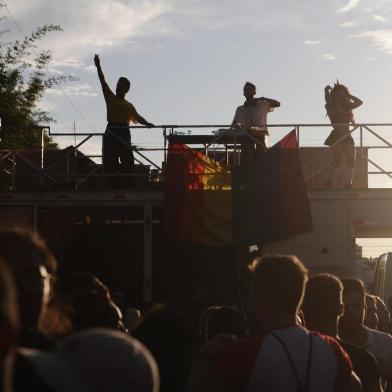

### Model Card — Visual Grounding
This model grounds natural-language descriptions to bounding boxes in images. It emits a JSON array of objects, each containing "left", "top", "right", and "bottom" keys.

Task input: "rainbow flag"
[
  {"left": 164, "top": 142, "right": 232, "bottom": 246},
  {"left": 164, "top": 130, "right": 312, "bottom": 246}
]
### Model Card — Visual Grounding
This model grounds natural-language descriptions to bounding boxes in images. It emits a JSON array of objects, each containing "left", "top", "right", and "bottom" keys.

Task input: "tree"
[{"left": 0, "top": 9, "right": 74, "bottom": 150}]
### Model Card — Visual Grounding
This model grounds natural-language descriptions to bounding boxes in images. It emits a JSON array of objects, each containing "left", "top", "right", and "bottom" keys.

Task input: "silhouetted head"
[
  {"left": 0, "top": 228, "right": 56, "bottom": 335},
  {"left": 116, "top": 77, "right": 131, "bottom": 97},
  {"left": 199, "top": 306, "right": 219, "bottom": 343},
  {"left": 374, "top": 296, "right": 391, "bottom": 332},
  {"left": 302, "top": 273, "right": 343, "bottom": 331},
  {"left": 249, "top": 255, "right": 308, "bottom": 329},
  {"left": 20, "top": 329, "right": 159, "bottom": 392},
  {"left": 388, "top": 296, "right": 392, "bottom": 313},
  {"left": 339, "top": 278, "right": 366, "bottom": 330},
  {"left": 243, "top": 81, "right": 256, "bottom": 100},
  {"left": 207, "top": 305, "right": 248, "bottom": 340},
  {"left": 133, "top": 304, "right": 197, "bottom": 392},
  {"left": 56, "top": 272, "right": 125, "bottom": 332},
  {"left": 364, "top": 294, "right": 378, "bottom": 330},
  {"left": 56, "top": 272, "right": 110, "bottom": 303},
  {"left": 0, "top": 259, "right": 18, "bottom": 363},
  {"left": 331, "top": 83, "right": 351, "bottom": 109}
]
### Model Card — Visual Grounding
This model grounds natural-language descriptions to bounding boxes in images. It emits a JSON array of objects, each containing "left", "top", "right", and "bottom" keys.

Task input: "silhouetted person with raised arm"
[
  {"left": 94, "top": 54, "right": 154, "bottom": 187},
  {"left": 232, "top": 82, "right": 280, "bottom": 166},
  {"left": 324, "top": 82, "right": 362, "bottom": 188}
]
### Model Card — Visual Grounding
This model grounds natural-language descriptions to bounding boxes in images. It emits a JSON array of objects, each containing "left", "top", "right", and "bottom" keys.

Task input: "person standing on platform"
[
  {"left": 94, "top": 54, "right": 154, "bottom": 186},
  {"left": 324, "top": 82, "right": 362, "bottom": 188},
  {"left": 232, "top": 82, "right": 280, "bottom": 166}
]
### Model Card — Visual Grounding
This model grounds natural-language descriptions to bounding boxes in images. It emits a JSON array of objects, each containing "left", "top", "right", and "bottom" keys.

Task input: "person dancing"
[
  {"left": 232, "top": 82, "right": 280, "bottom": 166},
  {"left": 324, "top": 82, "right": 362, "bottom": 188},
  {"left": 94, "top": 54, "right": 154, "bottom": 188}
]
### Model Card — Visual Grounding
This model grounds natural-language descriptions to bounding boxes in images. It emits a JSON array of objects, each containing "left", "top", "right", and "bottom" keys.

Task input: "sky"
[
  {"left": 3, "top": 0, "right": 392, "bottom": 187},
  {"left": 358, "top": 238, "right": 392, "bottom": 257}
]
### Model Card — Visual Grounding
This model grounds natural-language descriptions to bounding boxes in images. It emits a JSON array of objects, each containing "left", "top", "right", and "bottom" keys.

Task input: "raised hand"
[{"left": 94, "top": 54, "right": 101, "bottom": 68}]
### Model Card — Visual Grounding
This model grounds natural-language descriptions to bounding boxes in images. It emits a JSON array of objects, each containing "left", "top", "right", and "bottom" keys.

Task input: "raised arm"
[
  {"left": 350, "top": 95, "right": 363, "bottom": 110},
  {"left": 257, "top": 97, "right": 280, "bottom": 108},
  {"left": 324, "top": 85, "right": 332, "bottom": 104},
  {"left": 94, "top": 54, "right": 107, "bottom": 91}
]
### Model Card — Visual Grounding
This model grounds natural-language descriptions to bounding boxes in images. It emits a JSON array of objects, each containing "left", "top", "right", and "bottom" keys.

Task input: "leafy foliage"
[{"left": 0, "top": 13, "right": 74, "bottom": 149}]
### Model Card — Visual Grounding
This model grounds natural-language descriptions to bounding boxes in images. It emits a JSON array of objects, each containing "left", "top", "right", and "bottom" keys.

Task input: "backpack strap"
[
  {"left": 269, "top": 331, "right": 313, "bottom": 390},
  {"left": 304, "top": 334, "right": 313, "bottom": 388}
]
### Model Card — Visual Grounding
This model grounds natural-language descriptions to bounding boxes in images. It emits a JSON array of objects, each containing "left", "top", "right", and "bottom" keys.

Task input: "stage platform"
[
  {"left": 1, "top": 123, "right": 392, "bottom": 303},
  {"left": 0, "top": 189, "right": 163, "bottom": 207},
  {"left": 1, "top": 187, "right": 392, "bottom": 204},
  {"left": 1, "top": 187, "right": 392, "bottom": 303}
]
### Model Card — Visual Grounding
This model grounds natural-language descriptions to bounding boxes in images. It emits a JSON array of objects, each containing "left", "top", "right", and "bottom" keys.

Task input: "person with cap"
[{"left": 16, "top": 328, "right": 159, "bottom": 392}]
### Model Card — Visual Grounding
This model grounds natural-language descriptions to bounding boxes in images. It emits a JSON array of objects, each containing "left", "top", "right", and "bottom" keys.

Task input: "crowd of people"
[{"left": 1, "top": 227, "right": 392, "bottom": 391}]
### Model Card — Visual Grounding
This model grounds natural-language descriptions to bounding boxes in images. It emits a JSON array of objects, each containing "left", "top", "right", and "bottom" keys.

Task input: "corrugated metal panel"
[
  {"left": 349, "top": 200, "right": 392, "bottom": 224},
  {"left": 300, "top": 147, "right": 368, "bottom": 189},
  {"left": 0, "top": 206, "right": 33, "bottom": 228},
  {"left": 264, "top": 199, "right": 352, "bottom": 272}
]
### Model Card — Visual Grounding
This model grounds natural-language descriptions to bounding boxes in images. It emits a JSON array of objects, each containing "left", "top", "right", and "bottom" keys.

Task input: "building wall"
[{"left": 264, "top": 189, "right": 392, "bottom": 278}]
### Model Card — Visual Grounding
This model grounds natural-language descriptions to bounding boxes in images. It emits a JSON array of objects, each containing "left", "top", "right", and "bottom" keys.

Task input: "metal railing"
[{"left": 1, "top": 123, "right": 392, "bottom": 191}]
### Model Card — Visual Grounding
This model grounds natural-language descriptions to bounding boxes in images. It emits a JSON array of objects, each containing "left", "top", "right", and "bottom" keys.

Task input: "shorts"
[{"left": 324, "top": 128, "right": 354, "bottom": 146}]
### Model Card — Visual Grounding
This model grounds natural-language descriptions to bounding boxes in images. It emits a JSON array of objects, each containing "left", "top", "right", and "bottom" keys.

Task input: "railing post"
[
  {"left": 163, "top": 127, "right": 167, "bottom": 166},
  {"left": 66, "top": 155, "right": 70, "bottom": 182},
  {"left": 143, "top": 205, "right": 153, "bottom": 303},
  {"left": 11, "top": 152, "right": 16, "bottom": 191},
  {"left": 41, "top": 127, "right": 45, "bottom": 187},
  {"left": 359, "top": 125, "right": 365, "bottom": 183},
  {"left": 32, "top": 204, "right": 38, "bottom": 231},
  {"left": 102, "top": 129, "right": 105, "bottom": 166},
  {"left": 41, "top": 127, "right": 44, "bottom": 170},
  {"left": 234, "top": 126, "right": 238, "bottom": 166}
]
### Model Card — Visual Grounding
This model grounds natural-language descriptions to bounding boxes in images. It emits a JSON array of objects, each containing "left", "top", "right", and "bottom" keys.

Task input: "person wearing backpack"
[
  {"left": 302, "top": 273, "right": 382, "bottom": 392},
  {"left": 187, "top": 255, "right": 362, "bottom": 392}
]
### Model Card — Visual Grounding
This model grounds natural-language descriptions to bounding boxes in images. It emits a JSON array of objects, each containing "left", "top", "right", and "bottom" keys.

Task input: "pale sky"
[
  {"left": 358, "top": 238, "right": 392, "bottom": 257},
  {"left": 3, "top": 0, "right": 392, "bottom": 186}
]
